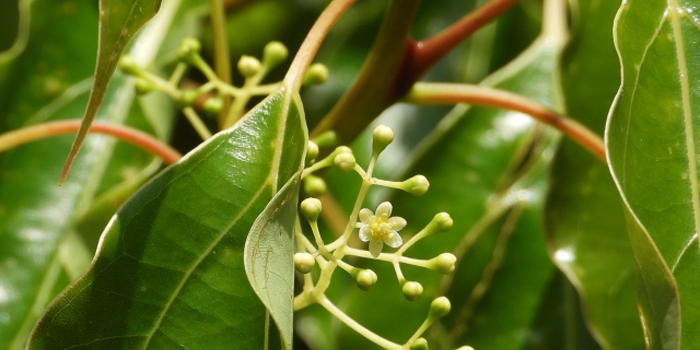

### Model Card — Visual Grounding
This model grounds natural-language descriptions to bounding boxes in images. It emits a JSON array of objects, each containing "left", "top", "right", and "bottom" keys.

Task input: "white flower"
[{"left": 358, "top": 202, "right": 406, "bottom": 257}]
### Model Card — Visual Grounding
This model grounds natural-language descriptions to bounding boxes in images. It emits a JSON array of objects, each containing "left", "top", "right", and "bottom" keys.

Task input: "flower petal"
[
  {"left": 384, "top": 231, "right": 403, "bottom": 248},
  {"left": 389, "top": 217, "right": 407, "bottom": 231},
  {"left": 359, "top": 225, "right": 370, "bottom": 242},
  {"left": 369, "top": 239, "right": 384, "bottom": 257},
  {"left": 376, "top": 202, "right": 393, "bottom": 218},
  {"left": 359, "top": 208, "right": 373, "bottom": 224}
]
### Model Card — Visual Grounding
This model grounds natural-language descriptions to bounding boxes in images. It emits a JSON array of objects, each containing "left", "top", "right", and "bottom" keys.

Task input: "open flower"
[{"left": 358, "top": 202, "right": 406, "bottom": 257}]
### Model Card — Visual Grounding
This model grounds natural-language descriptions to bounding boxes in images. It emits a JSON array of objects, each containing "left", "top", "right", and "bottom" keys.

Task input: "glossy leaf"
[
  {"left": 62, "top": 0, "right": 162, "bottom": 181},
  {"left": 607, "top": 0, "right": 697, "bottom": 347},
  {"left": 27, "top": 89, "right": 306, "bottom": 349},
  {"left": 544, "top": 0, "right": 644, "bottom": 348},
  {"left": 0, "top": 1, "right": 194, "bottom": 348}
]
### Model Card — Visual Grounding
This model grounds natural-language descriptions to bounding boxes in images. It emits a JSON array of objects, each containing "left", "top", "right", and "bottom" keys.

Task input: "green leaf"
[
  {"left": 245, "top": 170, "right": 302, "bottom": 350},
  {"left": 544, "top": 0, "right": 644, "bottom": 348},
  {"left": 607, "top": 0, "right": 697, "bottom": 347},
  {"left": 0, "top": 1, "right": 195, "bottom": 348},
  {"left": 62, "top": 0, "right": 162, "bottom": 181},
  {"left": 27, "top": 89, "right": 306, "bottom": 349}
]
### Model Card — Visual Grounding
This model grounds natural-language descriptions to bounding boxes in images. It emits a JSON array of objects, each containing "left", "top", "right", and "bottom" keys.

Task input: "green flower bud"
[
  {"left": 431, "top": 253, "right": 457, "bottom": 274},
  {"left": 410, "top": 338, "right": 429, "bottom": 350},
  {"left": 176, "top": 89, "right": 199, "bottom": 107},
  {"left": 303, "top": 63, "right": 329, "bottom": 85},
  {"left": 334, "top": 153, "right": 356, "bottom": 173},
  {"left": 402, "top": 281, "right": 423, "bottom": 301},
  {"left": 303, "top": 175, "right": 327, "bottom": 197},
  {"left": 335, "top": 145, "right": 352, "bottom": 155},
  {"left": 134, "top": 78, "right": 155, "bottom": 95},
  {"left": 402, "top": 175, "right": 430, "bottom": 196},
  {"left": 294, "top": 252, "right": 315, "bottom": 274},
  {"left": 306, "top": 141, "right": 319, "bottom": 164},
  {"left": 372, "top": 125, "right": 394, "bottom": 155},
  {"left": 237, "top": 55, "right": 261, "bottom": 77},
  {"left": 427, "top": 212, "right": 453, "bottom": 233},
  {"left": 355, "top": 269, "right": 377, "bottom": 291},
  {"left": 263, "top": 41, "right": 288, "bottom": 68},
  {"left": 300, "top": 197, "right": 322, "bottom": 222},
  {"left": 454, "top": 347, "right": 475, "bottom": 350},
  {"left": 118, "top": 55, "right": 141, "bottom": 75},
  {"left": 203, "top": 96, "right": 224, "bottom": 115},
  {"left": 177, "top": 37, "right": 202, "bottom": 63},
  {"left": 429, "top": 296, "right": 451, "bottom": 320},
  {"left": 311, "top": 130, "right": 339, "bottom": 148}
]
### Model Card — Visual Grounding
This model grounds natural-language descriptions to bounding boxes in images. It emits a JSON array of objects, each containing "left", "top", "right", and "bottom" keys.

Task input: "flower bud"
[
  {"left": 410, "top": 338, "right": 429, "bottom": 350},
  {"left": 203, "top": 96, "right": 224, "bottom": 115},
  {"left": 402, "top": 175, "right": 430, "bottom": 196},
  {"left": 306, "top": 141, "right": 319, "bottom": 164},
  {"left": 334, "top": 153, "right": 356, "bottom": 173},
  {"left": 312, "top": 131, "right": 339, "bottom": 148},
  {"left": 177, "top": 37, "right": 201, "bottom": 63},
  {"left": 431, "top": 253, "right": 457, "bottom": 274},
  {"left": 263, "top": 41, "right": 288, "bottom": 68},
  {"left": 294, "top": 252, "right": 315, "bottom": 274},
  {"left": 176, "top": 89, "right": 199, "bottom": 107},
  {"left": 402, "top": 281, "right": 423, "bottom": 301},
  {"left": 134, "top": 78, "right": 155, "bottom": 95},
  {"left": 303, "top": 175, "right": 327, "bottom": 197},
  {"left": 372, "top": 125, "right": 394, "bottom": 155},
  {"left": 429, "top": 296, "right": 451, "bottom": 320},
  {"left": 335, "top": 145, "right": 352, "bottom": 155},
  {"left": 300, "top": 197, "right": 322, "bottom": 222},
  {"left": 454, "top": 347, "right": 475, "bottom": 350},
  {"left": 355, "top": 269, "right": 377, "bottom": 291},
  {"left": 430, "top": 212, "right": 453, "bottom": 232},
  {"left": 118, "top": 55, "right": 141, "bottom": 75},
  {"left": 238, "top": 55, "right": 261, "bottom": 77},
  {"left": 303, "top": 63, "right": 329, "bottom": 85}
]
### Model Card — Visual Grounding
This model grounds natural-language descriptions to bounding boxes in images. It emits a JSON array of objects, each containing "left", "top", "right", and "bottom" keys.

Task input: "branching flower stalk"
[{"left": 294, "top": 125, "right": 474, "bottom": 350}]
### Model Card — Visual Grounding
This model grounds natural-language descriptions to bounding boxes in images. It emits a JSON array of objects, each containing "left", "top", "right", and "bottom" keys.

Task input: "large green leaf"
[
  {"left": 607, "top": 0, "right": 697, "bottom": 347},
  {"left": 27, "top": 89, "right": 306, "bottom": 349},
  {"left": 544, "top": 0, "right": 644, "bottom": 348},
  {"left": 62, "top": 0, "right": 162, "bottom": 180},
  {"left": 0, "top": 1, "right": 196, "bottom": 348}
]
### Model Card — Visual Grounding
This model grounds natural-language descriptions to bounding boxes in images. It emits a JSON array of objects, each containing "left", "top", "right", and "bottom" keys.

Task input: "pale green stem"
[
  {"left": 183, "top": 107, "right": 213, "bottom": 140},
  {"left": 393, "top": 261, "right": 406, "bottom": 284},
  {"left": 344, "top": 247, "right": 431, "bottom": 268},
  {"left": 169, "top": 62, "right": 188, "bottom": 85},
  {"left": 404, "top": 316, "right": 435, "bottom": 349},
  {"left": 223, "top": 66, "right": 270, "bottom": 128},
  {"left": 208, "top": 0, "right": 232, "bottom": 128}
]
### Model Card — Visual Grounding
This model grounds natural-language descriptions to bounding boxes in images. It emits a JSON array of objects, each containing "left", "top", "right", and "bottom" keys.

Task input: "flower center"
[{"left": 369, "top": 214, "right": 391, "bottom": 239}]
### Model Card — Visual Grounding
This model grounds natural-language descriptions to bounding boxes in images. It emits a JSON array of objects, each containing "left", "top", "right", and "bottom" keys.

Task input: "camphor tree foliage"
[{"left": 0, "top": 0, "right": 694, "bottom": 348}]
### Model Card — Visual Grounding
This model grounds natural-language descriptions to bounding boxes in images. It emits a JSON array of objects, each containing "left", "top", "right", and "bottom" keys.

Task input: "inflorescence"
[{"left": 296, "top": 125, "right": 474, "bottom": 350}]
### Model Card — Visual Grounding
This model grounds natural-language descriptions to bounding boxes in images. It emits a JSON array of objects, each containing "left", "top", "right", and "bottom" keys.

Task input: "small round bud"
[
  {"left": 431, "top": 212, "right": 453, "bottom": 232},
  {"left": 372, "top": 125, "right": 394, "bottom": 155},
  {"left": 303, "top": 63, "right": 329, "bottom": 85},
  {"left": 429, "top": 296, "right": 451, "bottom": 319},
  {"left": 403, "top": 175, "right": 430, "bottom": 196},
  {"left": 334, "top": 153, "right": 356, "bottom": 173},
  {"left": 263, "top": 41, "right": 288, "bottom": 68},
  {"left": 410, "top": 338, "right": 429, "bottom": 350},
  {"left": 177, "top": 37, "right": 201, "bottom": 63},
  {"left": 303, "top": 175, "right": 327, "bottom": 197},
  {"left": 454, "top": 347, "right": 475, "bottom": 350},
  {"left": 300, "top": 197, "right": 322, "bottom": 222},
  {"left": 176, "top": 89, "right": 199, "bottom": 107},
  {"left": 203, "top": 96, "right": 224, "bottom": 115},
  {"left": 134, "top": 78, "right": 155, "bottom": 95},
  {"left": 402, "top": 281, "right": 423, "bottom": 301},
  {"left": 118, "top": 55, "right": 141, "bottom": 75},
  {"left": 355, "top": 269, "right": 377, "bottom": 291},
  {"left": 312, "top": 131, "right": 339, "bottom": 148},
  {"left": 237, "top": 55, "right": 261, "bottom": 77},
  {"left": 306, "top": 141, "right": 319, "bottom": 164},
  {"left": 432, "top": 253, "right": 457, "bottom": 274},
  {"left": 294, "top": 252, "right": 315, "bottom": 274},
  {"left": 335, "top": 146, "right": 352, "bottom": 154}
]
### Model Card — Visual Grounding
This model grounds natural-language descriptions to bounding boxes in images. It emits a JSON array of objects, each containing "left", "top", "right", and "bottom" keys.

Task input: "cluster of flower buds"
[{"left": 294, "top": 125, "right": 472, "bottom": 350}]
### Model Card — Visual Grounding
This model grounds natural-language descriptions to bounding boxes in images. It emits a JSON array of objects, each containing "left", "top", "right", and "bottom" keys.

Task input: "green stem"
[
  {"left": 405, "top": 82, "right": 606, "bottom": 162},
  {"left": 208, "top": 0, "right": 232, "bottom": 128},
  {"left": 183, "top": 107, "right": 213, "bottom": 140}
]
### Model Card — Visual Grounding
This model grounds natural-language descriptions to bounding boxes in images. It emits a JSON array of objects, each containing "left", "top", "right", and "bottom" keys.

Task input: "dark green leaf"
[
  {"left": 27, "top": 89, "right": 306, "bottom": 349},
  {"left": 545, "top": 0, "right": 644, "bottom": 348},
  {"left": 607, "top": 0, "right": 696, "bottom": 347},
  {"left": 62, "top": 0, "right": 162, "bottom": 181}
]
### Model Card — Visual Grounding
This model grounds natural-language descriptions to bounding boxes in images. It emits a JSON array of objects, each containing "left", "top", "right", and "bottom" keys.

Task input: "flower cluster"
[{"left": 293, "top": 125, "right": 473, "bottom": 350}]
